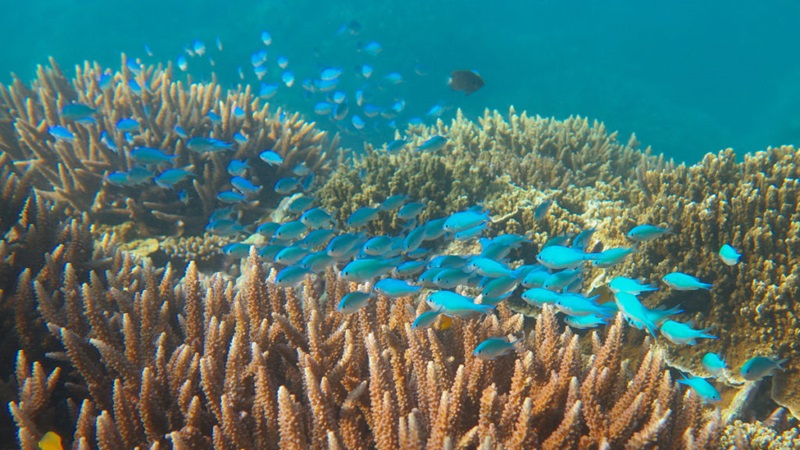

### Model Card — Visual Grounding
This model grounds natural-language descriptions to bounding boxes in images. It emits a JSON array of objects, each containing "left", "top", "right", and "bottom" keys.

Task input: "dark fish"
[{"left": 448, "top": 70, "right": 484, "bottom": 95}]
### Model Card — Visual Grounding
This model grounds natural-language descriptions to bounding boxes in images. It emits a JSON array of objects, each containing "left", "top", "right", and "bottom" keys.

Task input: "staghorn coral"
[
  {"left": 0, "top": 56, "right": 337, "bottom": 237},
  {"left": 6, "top": 247, "right": 721, "bottom": 449},
  {"left": 317, "top": 109, "right": 650, "bottom": 233},
  {"left": 319, "top": 108, "right": 800, "bottom": 418}
]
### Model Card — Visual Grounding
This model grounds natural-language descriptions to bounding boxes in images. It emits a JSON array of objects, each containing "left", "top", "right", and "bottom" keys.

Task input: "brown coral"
[
  {"left": 0, "top": 56, "right": 337, "bottom": 237},
  {"left": 5, "top": 244, "right": 721, "bottom": 449}
]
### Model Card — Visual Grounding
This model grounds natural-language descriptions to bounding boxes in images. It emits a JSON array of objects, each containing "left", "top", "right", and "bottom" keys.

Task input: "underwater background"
[{"left": 2, "top": 0, "right": 800, "bottom": 162}]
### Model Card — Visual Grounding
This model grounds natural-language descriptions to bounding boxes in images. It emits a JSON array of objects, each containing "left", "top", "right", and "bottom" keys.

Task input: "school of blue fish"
[{"left": 47, "top": 25, "right": 788, "bottom": 409}]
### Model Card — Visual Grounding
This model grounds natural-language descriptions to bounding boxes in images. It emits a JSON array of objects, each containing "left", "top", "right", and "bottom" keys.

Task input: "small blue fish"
[
  {"left": 274, "top": 177, "right": 301, "bottom": 195},
  {"left": 464, "top": 257, "right": 513, "bottom": 278},
  {"left": 116, "top": 118, "right": 139, "bottom": 132},
  {"left": 275, "top": 266, "right": 311, "bottom": 287},
  {"left": 533, "top": 200, "right": 553, "bottom": 221},
  {"left": 564, "top": 314, "right": 610, "bottom": 329},
  {"left": 522, "top": 288, "right": 560, "bottom": 308},
  {"left": 362, "top": 235, "right": 393, "bottom": 256},
  {"left": 386, "top": 139, "right": 407, "bottom": 152},
  {"left": 474, "top": 337, "right": 519, "bottom": 360},
  {"left": 49, "top": 125, "right": 75, "bottom": 142},
  {"left": 454, "top": 223, "right": 487, "bottom": 241},
  {"left": 207, "top": 111, "right": 222, "bottom": 124},
  {"left": 300, "top": 251, "right": 335, "bottom": 273},
  {"left": 233, "top": 133, "right": 248, "bottom": 144},
  {"left": 416, "top": 135, "right": 447, "bottom": 152},
  {"left": 361, "top": 64, "right": 374, "bottom": 78},
  {"left": 131, "top": 147, "right": 175, "bottom": 165},
  {"left": 192, "top": 39, "right": 206, "bottom": 56},
  {"left": 660, "top": 320, "right": 716, "bottom": 345},
  {"left": 314, "top": 102, "right": 334, "bottom": 115},
  {"left": 627, "top": 224, "right": 671, "bottom": 242},
  {"left": 60, "top": 103, "right": 96, "bottom": 121},
  {"left": 337, "top": 291, "right": 374, "bottom": 314},
  {"left": 346, "top": 206, "right": 380, "bottom": 228},
  {"left": 261, "top": 31, "right": 272, "bottom": 46},
  {"left": 541, "top": 269, "right": 582, "bottom": 291},
  {"left": 301, "top": 207, "right": 333, "bottom": 229},
  {"left": 383, "top": 72, "right": 403, "bottom": 84},
  {"left": 277, "top": 56, "right": 289, "bottom": 69},
  {"left": 572, "top": 228, "right": 596, "bottom": 251},
  {"left": 186, "top": 137, "right": 233, "bottom": 153},
  {"left": 536, "top": 246, "right": 599, "bottom": 270},
  {"left": 222, "top": 243, "right": 252, "bottom": 258},
  {"left": 274, "top": 246, "right": 309, "bottom": 265},
  {"left": 206, "top": 219, "right": 247, "bottom": 236},
  {"left": 259, "top": 150, "right": 283, "bottom": 166},
  {"left": 443, "top": 210, "right": 489, "bottom": 233},
  {"left": 397, "top": 202, "right": 426, "bottom": 221},
  {"left": 412, "top": 309, "right": 442, "bottom": 329},
  {"left": 662, "top": 272, "right": 712, "bottom": 291},
  {"left": 395, "top": 260, "right": 427, "bottom": 278},
  {"left": 481, "top": 276, "right": 519, "bottom": 299},
  {"left": 320, "top": 67, "right": 343, "bottom": 81},
  {"left": 373, "top": 278, "right": 421, "bottom": 298},
  {"left": 351, "top": 115, "right": 365, "bottom": 130},
  {"left": 521, "top": 268, "right": 550, "bottom": 288},
  {"left": 177, "top": 55, "right": 188, "bottom": 71},
  {"left": 678, "top": 375, "right": 721, "bottom": 404},
  {"left": 358, "top": 41, "right": 382, "bottom": 56},
  {"left": 259, "top": 83, "right": 279, "bottom": 99},
  {"left": 719, "top": 244, "right": 741, "bottom": 266},
  {"left": 174, "top": 125, "right": 188, "bottom": 138},
  {"left": 591, "top": 247, "right": 636, "bottom": 268},
  {"left": 403, "top": 226, "right": 426, "bottom": 253},
  {"left": 255, "top": 222, "right": 280, "bottom": 238},
  {"left": 431, "top": 268, "right": 471, "bottom": 289},
  {"left": 379, "top": 195, "right": 408, "bottom": 211},
  {"left": 554, "top": 293, "right": 611, "bottom": 317},
  {"left": 327, "top": 233, "right": 365, "bottom": 258},
  {"left": 614, "top": 292, "right": 658, "bottom": 337},
  {"left": 154, "top": 168, "right": 193, "bottom": 188},
  {"left": 340, "top": 258, "right": 399, "bottom": 282},
  {"left": 282, "top": 71, "right": 295, "bottom": 87},
  {"left": 105, "top": 172, "right": 132, "bottom": 186},
  {"left": 740, "top": 356, "right": 788, "bottom": 381},
  {"left": 274, "top": 221, "right": 308, "bottom": 241},
  {"left": 100, "top": 131, "right": 117, "bottom": 151},
  {"left": 608, "top": 277, "right": 658, "bottom": 295},
  {"left": 297, "top": 228, "right": 336, "bottom": 249},
  {"left": 231, "top": 176, "right": 262, "bottom": 196},
  {"left": 227, "top": 160, "right": 249, "bottom": 177},
  {"left": 287, "top": 196, "right": 315, "bottom": 214},
  {"left": 702, "top": 353, "right": 726, "bottom": 377},
  {"left": 232, "top": 106, "right": 245, "bottom": 119},
  {"left": 427, "top": 290, "right": 494, "bottom": 317},
  {"left": 216, "top": 191, "right": 246, "bottom": 204}
]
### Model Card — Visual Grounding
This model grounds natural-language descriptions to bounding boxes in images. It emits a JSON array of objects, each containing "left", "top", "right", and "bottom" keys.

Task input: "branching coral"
[
  {"left": 6, "top": 246, "right": 721, "bottom": 449},
  {"left": 0, "top": 56, "right": 337, "bottom": 238}
]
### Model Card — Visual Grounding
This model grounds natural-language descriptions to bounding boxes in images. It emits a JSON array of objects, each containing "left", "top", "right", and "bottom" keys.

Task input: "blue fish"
[
  {"left": 206, "top": 219, "right": 247, "bottom": 236},
  {"left": 719, "top": 244, "right": 741, "bottom": 266},
  {"left": 412, "top": 310, "right": 442, "bottom": 329},
  {"left": 431, "top": 268, "right": 471, "bottom": 289},
  {"left": 564, "top": 314, "right": 610, "bottom": 329},
  {"left": 174, "top": 125, "right": 188, "bottom": 138},
  {"left": 275, "top": 266, "right": 311, "bottom": 287},
  {"left": 131, "top": 147, "right": 175, "bottom": 165},
  {"left": 740, "top": 356, "right": 787, "bottom": 381},
  {"left": 274, "top": 221, "right": 308, "bottom": 241},
  {"left": 233, "top": 106, "right": 245, "bottom": 119},
  {"left": 259, "top": 150, "right": 283, "bottom": 166},
  {"left": 300, "top": 251, "right": 335, "bottom": 273},
  {"left": 542, "top": 269, "right": 582, "bottom": 291},
  {"left": 554, "top": 293, "right": 611, "bottom": 317},
  {"left": 454, "top": 223, "right": 487, "bottom": 241},
  {"left": 591, "top": 247, "right": 637, "bottom": 268},
  {"left": 662, "top": 272, "right": 712, "bottom": 291},
  {"left": 207, "top": 111, "right": 222, "bottom": 124},
  {"left": 297, "top": 228, "right": 336, "bottom": 249},
  {"left": 702, "top": 353, "right": 726, "bottom": 377},
  {"left": 275, "top": 177, "right": 301, "bottom": 195},
  {"left": 337, "top": 291, "right": 374, "bottom": 314},
  {"left": 533, "top": 200, "right": 553, "bottom": 221},
  {"left": 231, "top": 176, "right": 262, "bottom": 196},
  {"left": 627, "top": 224, "right": 671, "bottom": 242},
  {"left": 116, "top": 118, "right": 139, "bottom": 132},
  {"left": 373, "top": 278, "right": 421, "bottom": 298},
  {"left": 416, "top": 135, "right": 447, "bottom": 152},
  {"left": 678, "top": 375, "right": 721, "bottom": 404},
  {"left": 660, "top": 320, "right": 716, "bottom": 345},
  {"left": 274, "top": 246, "right": 309, "bottom": 265},
  {"left": 614, "top": 292, "right": 658, "bottom": 337},
  {"left": 314, "top": 102, "right": 334, "bottom": 115},
  {"left": 187, "top": 137, "right": 233, "bottom": 153},
  {"left": 443, "top": 210, "right": 489, "bottom": 233},
  {"left": 60, "top": 103, "right": 96, "bottom": 121},
  {"left": 233, "top": 133, "right": 248, "bottom": 144},
  {"left": 397, "top": 202, "right": 426, "bottom": 221},
  {"left": 216, "top": 191, "right": 246, "bottom": 204},
  {"left": 154, "top": 168, "right": 193, "bottom": 188},
  {"left": 227, "top": 160, "right": 249, "bottom": 177},
  {"left": 362, "top": 235, "right": 393, "bottom": 256},
  {"left": 340, "top": 258, "right": 399, "bottom": 282},
  {"left": 386, "top": 139, "right": 407, "bottom": 152},
  {"left": 536, "top": 245, "right": 599, "bottom": 270},
  {"left": 301, "top": 207, "right": 333, "bottom": 229},
  {"left": 474, "top": 337, "right": 519, "bottom": 360},
  {"left": 346, "top": 206, "right": 380, "bottom": 228},
  {"left": 327, "top": 233, "right": 366, "bottom": 258},
  {"left": 222, "top": 243, "right": 252, "bottom": 258},
  {"left": 259, "top": 83, "right": 279, "bottom": 99},
  {"left": 608, "top": 276, "right": 658, "bottom": 295},
  {"left": 426, "top": 290, "right": 494, "bottom": 317},
  {"left": 49, "top": 125, "right": 75, "bottom": 142},
  {"left": 287, "top": 196, "right": 315, "bottom": 214},
  {"left": 464, "top": 257, "right": 513, "bottom": 278}
]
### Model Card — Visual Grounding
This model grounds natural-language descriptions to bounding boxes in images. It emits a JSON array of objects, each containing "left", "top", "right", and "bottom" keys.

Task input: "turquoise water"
[{"left": 2, "top": 0, "right": 799, "bottom": 162}]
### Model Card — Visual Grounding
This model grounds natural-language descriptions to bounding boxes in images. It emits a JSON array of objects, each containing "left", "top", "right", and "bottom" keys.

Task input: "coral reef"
[
  {"left": 5, "top": 245, "right": 722, "bottom": 449},
  {"left": 0, "top": 56, "right": 336, "bottom": 238},
  {"left": 317, "top": 109, "right": 800, "bottom": 418}
]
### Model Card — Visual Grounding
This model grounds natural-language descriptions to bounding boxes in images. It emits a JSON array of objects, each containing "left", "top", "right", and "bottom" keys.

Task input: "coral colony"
[{"left": 1, "top": 57, "right": 799, "bottom": 449}]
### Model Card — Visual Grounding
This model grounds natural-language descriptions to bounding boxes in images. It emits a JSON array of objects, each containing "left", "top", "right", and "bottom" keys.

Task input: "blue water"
[{"left": 2, "top": 0, "right": 799, "bottom": 163}]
